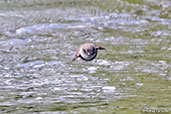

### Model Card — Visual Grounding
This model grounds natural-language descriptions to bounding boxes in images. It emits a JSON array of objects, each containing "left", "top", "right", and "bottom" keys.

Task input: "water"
[{"left": 0, "top": 0, "right": 171, "bottom": 114}]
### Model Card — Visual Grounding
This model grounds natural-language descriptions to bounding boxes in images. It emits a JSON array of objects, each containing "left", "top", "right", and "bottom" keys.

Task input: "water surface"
[{"left": 0, "top": 0, "right": 171, "bottom": 114}]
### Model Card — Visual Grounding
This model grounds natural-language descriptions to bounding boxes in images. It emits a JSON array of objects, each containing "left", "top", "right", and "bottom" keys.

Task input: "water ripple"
[
  {"left": 16, "top": 23, "right": 90, "bottom": 35},
  {"left": 16, "top": 60, "right": 62, "bottom": 68}
]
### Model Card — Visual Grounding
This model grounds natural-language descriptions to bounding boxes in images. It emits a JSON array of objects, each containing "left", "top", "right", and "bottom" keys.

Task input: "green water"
[{"left": 0, "top": 0, "right": 170, "bottom": 114}]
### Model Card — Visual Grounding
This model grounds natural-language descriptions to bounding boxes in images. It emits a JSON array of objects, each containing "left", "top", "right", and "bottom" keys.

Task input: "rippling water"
[{"left": 0, "top": 0, "right": 171, "bottom": 113}]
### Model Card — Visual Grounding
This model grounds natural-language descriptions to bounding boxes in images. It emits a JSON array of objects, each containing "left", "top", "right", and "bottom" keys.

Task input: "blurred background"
[{"left": 0, "top": 0, "right": 170, "bottom": 114}]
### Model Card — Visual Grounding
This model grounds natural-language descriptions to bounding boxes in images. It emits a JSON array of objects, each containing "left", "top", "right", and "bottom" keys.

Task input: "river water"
[{"left": 0, "top": 0, "right": 171, "bottom": 114}]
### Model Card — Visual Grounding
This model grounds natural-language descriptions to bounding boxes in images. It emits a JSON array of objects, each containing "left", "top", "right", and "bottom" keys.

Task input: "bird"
[{"left": 72, "top": 43, "right": 105, "bottom": 61}]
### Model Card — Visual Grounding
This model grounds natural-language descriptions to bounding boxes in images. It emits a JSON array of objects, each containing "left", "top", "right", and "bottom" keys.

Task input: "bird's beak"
[{"left": 72, "top": 57, "right": 77, "bottom": 61}]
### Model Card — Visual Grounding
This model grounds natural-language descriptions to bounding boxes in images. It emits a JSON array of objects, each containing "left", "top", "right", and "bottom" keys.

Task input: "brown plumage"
[{"left": 72, "top": 43, "right": 105, "bottom": 61}]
